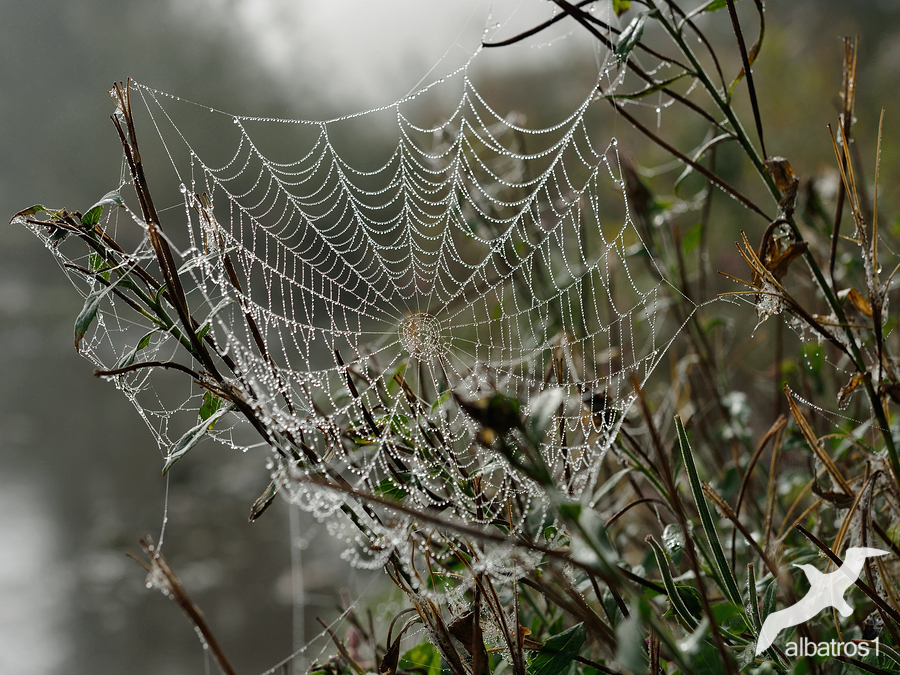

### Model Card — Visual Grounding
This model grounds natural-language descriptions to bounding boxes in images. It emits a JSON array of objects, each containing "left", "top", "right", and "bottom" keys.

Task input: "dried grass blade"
[{"left": 784, "top": 386, "right": 853, "bottom": 496}]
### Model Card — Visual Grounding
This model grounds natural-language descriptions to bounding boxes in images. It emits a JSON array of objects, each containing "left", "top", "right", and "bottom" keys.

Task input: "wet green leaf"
[
  {"left": 430, "top": 389, "right": 451, "bottom": 413},
  {"left": 197, "top": 297, "right": 234, "bottom": 341},
  {"left": 113, "top": 330, "right": 157, "bottom": 370},
  {"left": 74, "top": 289, "right": 105, "bottom": 352},
  {"left": 373, "top": 477, "right": 408, "bottom": 502},
  {"left": 89, "top": 253, "right": 112, "bottom": 281},
  {"left": 616, "top": 12, "right": 648, "bottom": 62},
  {"left": 400, "top": 642, "right": 441, "bottom": 675},
  {"left": 200, "top": 391, "right": 223, "bottom": 423},
  {"left": 163, "top": 405, "right": 231, "bottom": 474},
  {"left": 662, "top": 522, "right": 685, "bottom": 566},
  {"left": 527, "top": 623, "right": 586, "bottom": 675},
  {"left": 676, "top": 416, "right": 744, "bottom": 607},
  {"left": 82, "top": 191, "right": 124, "bottom": 228},
  {"left": 612, "top": 0, "right": 631, "bottom": 16},
  {"left": 762, "top": 579, "right": 778, "bottom": 622},
  {"left": 647, "top": 534, "right": 699, "bottom": 630}
]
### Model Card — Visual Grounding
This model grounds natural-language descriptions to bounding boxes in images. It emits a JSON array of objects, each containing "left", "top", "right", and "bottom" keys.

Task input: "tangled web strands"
[{"left": 37, "top": 69, "right": 689, "bottom": 584}]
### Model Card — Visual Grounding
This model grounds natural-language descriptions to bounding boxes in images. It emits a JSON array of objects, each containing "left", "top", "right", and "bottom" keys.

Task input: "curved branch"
[{"left": 95, "top": 360, "right": 201, "bottom": 379}]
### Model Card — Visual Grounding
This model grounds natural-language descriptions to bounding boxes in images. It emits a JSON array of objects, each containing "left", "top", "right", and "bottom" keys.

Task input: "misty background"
[{"left": 2, "top": 1, "right": 899, "bottom": 674}]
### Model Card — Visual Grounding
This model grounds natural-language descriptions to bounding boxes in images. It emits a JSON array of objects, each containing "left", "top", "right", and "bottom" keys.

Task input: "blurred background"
[{"left": 2, "top": 1, "right": 899, "bottom": 674}]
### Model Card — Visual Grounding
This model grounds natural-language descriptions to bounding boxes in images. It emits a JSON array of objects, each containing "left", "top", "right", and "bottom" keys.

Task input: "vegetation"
[{"left": 11, "top": 1, "right": 900, "bottom": 674}]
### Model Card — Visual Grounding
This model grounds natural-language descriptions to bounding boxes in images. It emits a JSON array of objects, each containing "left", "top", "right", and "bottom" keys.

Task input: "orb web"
[{"left": 22, "top": 22, "right": 694, "bottom": 594}]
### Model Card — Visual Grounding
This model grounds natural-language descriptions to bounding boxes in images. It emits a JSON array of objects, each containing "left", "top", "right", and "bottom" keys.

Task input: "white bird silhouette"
[{"left": 756, "top": 547, "right": 889, "bottom": 655}]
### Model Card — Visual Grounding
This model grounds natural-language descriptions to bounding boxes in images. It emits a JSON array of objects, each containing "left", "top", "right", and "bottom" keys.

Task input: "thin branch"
[
  {"left": 607, "top": 92, "right": 770, "bottom": 219},
  {"left": 95, "top": 360, "right": 202, "bottom": 379},
  {"left": 130, "top": 537, "right": 238, "bottom": 675}
]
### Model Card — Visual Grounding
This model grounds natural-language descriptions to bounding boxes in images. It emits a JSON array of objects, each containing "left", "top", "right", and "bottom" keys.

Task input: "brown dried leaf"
[
  {"left": 410, "top": 595, "right": 468, "bottom": 675},
  {"left": 785, "top": 385, "right": 854, "bottom": 495},
  {"left": 764, "top": 157, "right": 800, "bottom": 214},
  {"left": 765, "top": 240, "right": 808, "bottom": 282},
  {"left": 379, "top": 637, "right": 401, "bottom": 675},
  {"left": 846, "top": 288, "right": 874, "bottom": 317},
  {"left": 838, "top": 373, "right": 866, "bottom": 408},
  {"left": 447, "top": 612, "right": 489, "bottom": 675},
  {"left": 757, "top": 224, "right": 807, "bottom": 282},
  {"left": 764, "top": 157, "right": 798, "bottom": 191}
]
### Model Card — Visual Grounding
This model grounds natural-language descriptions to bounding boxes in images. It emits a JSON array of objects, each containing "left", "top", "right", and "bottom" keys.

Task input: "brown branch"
[
  {"left": 95, "top": 360, "right": 202, "bottom": 379},
  {"left": 606, "top": 93, "right": 769, "bottom": 219},
  {"left": 129, "top": 537, "right": 237, "bottom": 675}
]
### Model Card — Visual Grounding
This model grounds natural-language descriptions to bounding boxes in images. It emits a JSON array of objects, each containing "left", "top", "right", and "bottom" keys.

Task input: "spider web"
[{"left": 24, "top": 23, "right": 694, "bottom": 584}]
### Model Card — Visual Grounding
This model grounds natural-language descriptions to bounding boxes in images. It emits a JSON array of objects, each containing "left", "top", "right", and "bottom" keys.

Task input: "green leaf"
[
  {"left": 761, "top": 579, "right": 778, "bottom": 622},
  {"left": 199, "top": 391, "right": 223, "bottom": 423},
  {"left": 711, "top": 602, "right": 746, "bottom": 633},
  {"left": 89, "top": 253, "right": 112, "bottom": 281},
  {"left": 384, "top": 360, "right": 408, "bottom": 397},
  {"left": 372, "top": 477, "right": 408, "bottom": 502},
  {"left": 400, "top": 642, "right": 441, "bottom": 675},
  {"left": 612, "top": 0, "right": 631, "bottom": 16},
  {"left": 430, "top": 389, "right": 452, "bottom": 413},
  {"left": 527, "top": 623, "right": 586, "bottom": 675},
  {"left": 196, "top": 297, "right": 234, "bottom": 341},
  {"left": 746, "top": 564, "right": 762, "bottom": 634},
  {"left": 702, "top": 0, "right": 740, "bottom": 13},
  {"left": 615, "top": 12, "right": 647, "bottom": 62},
  {"left": 684, "top": 637, "right": 727, "bottom": 675},
  {"left": 557, "top": 502, "right": 582, "bottom": 523},
  {"left": 163, "top": 406, "right": 231, "bottom": 474},
  {"left": 675, "top": 415, "right": 744, "bottom": 607},
  {"left": 74, "top": 269, "right": 133, "bottom": 351},
  {"left": 82, "top": 191, "right": 124, "bottom": 228},
  {"left": 646, "top": 534, "right": 699, "bottom": 630},
  {"left": 662, "top": 523, "right": 685, "bottom": 566},
  {"left": 113, "top": 330, "right": 157, "bottom": 370},
  {"left": 74, "top": 289, "right": 105, "bottom": 352}
]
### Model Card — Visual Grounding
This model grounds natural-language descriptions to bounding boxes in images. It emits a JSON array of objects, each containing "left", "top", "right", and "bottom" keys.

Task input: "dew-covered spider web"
[{"left": 22, "top": 19, "right": 696, "bottom": 591}]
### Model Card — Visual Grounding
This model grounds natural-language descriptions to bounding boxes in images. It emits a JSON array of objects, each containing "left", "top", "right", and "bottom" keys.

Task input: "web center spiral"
[{"left": 398, "top": 313, "right": 443, "bottom": 359}]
